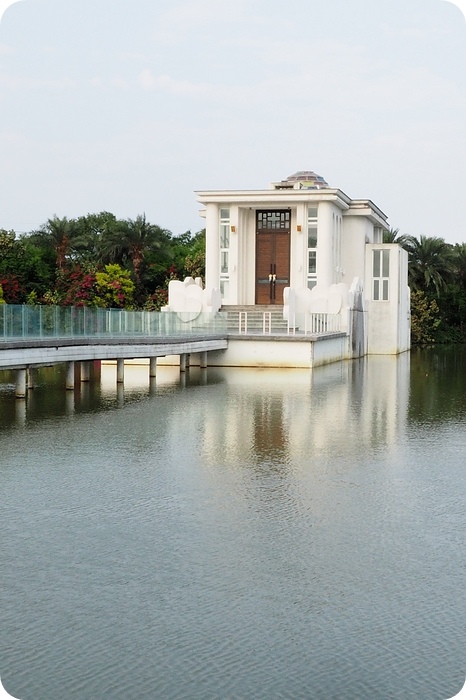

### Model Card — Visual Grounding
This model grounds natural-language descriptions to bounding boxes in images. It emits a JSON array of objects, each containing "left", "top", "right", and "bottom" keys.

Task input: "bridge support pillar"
[
  {"left": 180, "top": 354, "right": 187, "bottom": 373},
  {"left": 80, "top": 361, "right": 91, "bottom": 382},
  {"left": 149, "top": 357, "right": 157, "bottom": 378},
  {"left": 200, "top": 351, "right": 208, "bottom": 369},
  {"left": 27, "top": 367, "right": 34, "bottom": 390},
  {"left": 66, "top": 362, "right": 75, "bottom": 390},
  {"left": 117, "top": 358, "right": 125, "bottom": 384},
  {"left": 15, "top": 369, "right": 27, "bottom": 399}
]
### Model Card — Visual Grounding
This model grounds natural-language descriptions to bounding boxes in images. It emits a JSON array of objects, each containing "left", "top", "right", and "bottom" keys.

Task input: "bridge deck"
[{"left": 0, "top": 335, "right": 228, "bottom": 370}]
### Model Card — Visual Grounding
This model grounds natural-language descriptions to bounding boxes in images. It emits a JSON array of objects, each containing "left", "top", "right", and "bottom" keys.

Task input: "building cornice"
[
  {"left": 195, "top": 188, "right": 352, "bottom": 211},
  {"left": 195, "top": 189, "right": 388, "bottom": 226},
  {"left": 344, "top": 199, "right": 388, "bottom": 227}
]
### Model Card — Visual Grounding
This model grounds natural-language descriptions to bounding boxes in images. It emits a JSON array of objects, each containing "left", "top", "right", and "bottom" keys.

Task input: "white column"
[
  {"left": 229, "top": 205, "right": 238, "bottom": 304},
  {"left": 200, "top": 351, "right": 208, "bottom": 368},
  {"left": 293, "top": 203, "right": 307, "bottom": 289},
  {"left": 80, "top": 361, "right": 91, "bottom": 382},
  {"left": 117, "top": 358, "right": 125, "bottom": 384},
  {"left": 149, "top": 357, "right": 157, "bottom": 378},
  {"left": 180, "top": 354, "right": 187, "bottom": 373},
  {"left": 205, "top": 202, "right": 220, "bottom": 293},
  {"left": 317, "top": 201, "right": 334, "bottom": 288},
  {"left": 15, "top": 369, "right": 27, "bottom": 398},
  {"left": 66, "top": 361, "right": 75, "bottom": 390},
  {"left": 27, "top": 368, "right": 34, "bottom": 390}
]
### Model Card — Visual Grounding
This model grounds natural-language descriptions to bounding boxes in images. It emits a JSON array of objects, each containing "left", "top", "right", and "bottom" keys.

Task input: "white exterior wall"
[
  {"left": 316, "top": 201, "right": 334, "bottom": 287},
  {"left": 228, "top": 205, "right": 239, "bottom": 304},
  {"left": 207, "top": 335, "right": 349, "bottom": 368},
  {"left": 365, "top": 244, "right": 411, "bottom": 355},
  {"left": 294, "top": 202, "right": 308, "bottom": 290},
  {"left": 242, "top": 207, "right": 256, "bottom": 304},
  {"left": 205, "top": 202, "right": 220, "bottom": 295},
  {"left": 341, "top": 215, "right": 373, "bottom": 286},
  {"left": 398, "top": 248, "right": 411, "bottom": 352}
]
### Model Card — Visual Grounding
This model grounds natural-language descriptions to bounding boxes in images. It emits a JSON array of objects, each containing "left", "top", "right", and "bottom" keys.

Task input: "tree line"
[
  {"left": 0, "top": 212, "right": 205, "bottom": 311},
  {"left": 383, "top": 229, "right": 466, "bottom": 344}
]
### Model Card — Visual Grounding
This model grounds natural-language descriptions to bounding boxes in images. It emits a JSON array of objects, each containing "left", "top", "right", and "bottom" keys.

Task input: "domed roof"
[{"left": 286, "top": 171, "right": 329, "bottom": 188}]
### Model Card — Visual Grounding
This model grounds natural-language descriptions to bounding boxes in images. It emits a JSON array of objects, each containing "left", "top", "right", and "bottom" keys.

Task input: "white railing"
[
  {"left": 236, "top": 311, "right": 275, "bottom": 335},
  {"left": 263, "top": 312, "right": 272, "bottom": 335},
  {"left": 305, "top": 313, "right": 341, "bottom": 334},
  {"left": 238, "top": 311, "right": 248, "bottom": 334},
  {"left": 231, "top": 310, "right": 341, "bottom": 336}
]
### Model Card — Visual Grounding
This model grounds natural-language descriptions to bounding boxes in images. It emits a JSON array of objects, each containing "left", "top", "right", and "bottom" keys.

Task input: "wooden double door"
[{"left": 255, "top": 210, "right": 290, "bottom": 305}]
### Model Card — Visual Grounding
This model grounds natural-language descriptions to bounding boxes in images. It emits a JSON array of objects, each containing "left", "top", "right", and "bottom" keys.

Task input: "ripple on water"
[{"left": 1, "top": 361, "right": 465, "bottom": 699}]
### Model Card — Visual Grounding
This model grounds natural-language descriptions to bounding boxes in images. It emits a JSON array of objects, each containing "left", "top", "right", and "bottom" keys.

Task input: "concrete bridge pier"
[
  {"left": 180, "top": 354, "right": 187, "bottom": 373},
  {"left": 27, "top": 368, "right": 34, "bottom": 390},
  {"left": 149, "top": 357, "right": 157, "bottom": 378},
  {"left": 117, "top": 358, "right": 125, "bottom": 384},
  {"left": 15, "top": 369, "right": 27, "bottom": 398},
  {"left": 200, "top": 351, "right": 208, "bottom": 369},
  {"left": 66, "top": 361, "right": 75, "bottom": 390},
  {"left": 80, "top": 361, "right": 91, "bottom": 382}
]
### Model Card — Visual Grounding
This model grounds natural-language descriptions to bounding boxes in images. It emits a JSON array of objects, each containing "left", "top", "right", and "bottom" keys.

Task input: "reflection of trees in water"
[{"left": 409, "top": 346, "right": 466, "bottom": 422}]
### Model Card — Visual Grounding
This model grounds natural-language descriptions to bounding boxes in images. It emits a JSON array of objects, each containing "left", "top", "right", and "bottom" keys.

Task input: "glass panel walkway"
[{"left": 0, "top": 305, "right": 227, "bottom": 342}]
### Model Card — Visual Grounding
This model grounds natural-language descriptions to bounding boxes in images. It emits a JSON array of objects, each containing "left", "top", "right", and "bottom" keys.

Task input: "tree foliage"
[
  {"left": 410, "top": 290, "right": 441, "bottom": 345},
  {"left": 95, "top": 264, "right": 135, "bottom": 308},
  {"left": 404, "top": 235, "right": 455, "bottom": 296},
  {"left": 391, "top": 232, "right": 466, "bottom": 344},
  {"left": 0, "top": 215, "right": 205, "bottom": 310}
]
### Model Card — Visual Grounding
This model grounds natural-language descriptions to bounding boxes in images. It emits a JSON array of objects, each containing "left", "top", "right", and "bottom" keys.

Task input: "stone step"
[
  {"left": 221, "top": 305, "right": 284, "bottom": 313},
  {"left": 222, "top": 307, "right": 291, "bottom": 334}
]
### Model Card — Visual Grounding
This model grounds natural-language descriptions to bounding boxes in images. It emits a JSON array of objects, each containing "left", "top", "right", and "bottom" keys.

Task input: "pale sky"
[{"left": 0, "top": 0, "right": 465, "bottom": 242}]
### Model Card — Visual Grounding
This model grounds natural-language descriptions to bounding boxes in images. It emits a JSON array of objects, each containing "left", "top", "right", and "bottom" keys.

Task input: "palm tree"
[
  {"left": 452, "top": 243, "right": 466, "bottom": 287},
  {"left": 42, "top": 216, "right": 74, "bottom": 273},
  {"left": 383, "top": 227, "right": 411, "bottom": 249},
  {"left": 71, "top": 212, "right": 118, "bottom": 266},
  {"left": 404, "top": 235, "right": 455, "bottom": 296},
  {"left": 101, "top": 214, "right": 172, "bottom": 295}
]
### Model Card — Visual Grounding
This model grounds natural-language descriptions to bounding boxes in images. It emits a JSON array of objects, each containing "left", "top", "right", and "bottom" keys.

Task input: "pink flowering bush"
[{"left": 95, "top": 264, "right": 135, "bottom": 308}]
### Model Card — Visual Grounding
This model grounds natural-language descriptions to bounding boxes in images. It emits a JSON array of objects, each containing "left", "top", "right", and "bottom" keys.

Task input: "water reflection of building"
[{"left": 200, "top": 356, "right": 410, "bottom": 468}]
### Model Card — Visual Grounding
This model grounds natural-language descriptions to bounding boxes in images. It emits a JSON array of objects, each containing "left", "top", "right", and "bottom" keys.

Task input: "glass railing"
[{"left": 0, "top": 305, "right": 228, "bottom": 341}]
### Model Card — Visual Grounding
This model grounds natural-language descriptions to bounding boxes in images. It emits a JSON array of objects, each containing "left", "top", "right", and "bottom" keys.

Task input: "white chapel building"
[{"left": 195, "top": 171, "right": 410, "bottom": 358}]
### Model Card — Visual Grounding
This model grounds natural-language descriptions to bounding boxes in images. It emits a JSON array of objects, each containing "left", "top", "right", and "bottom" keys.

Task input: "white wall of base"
[
  {"left": 311, "top": 335, "right": 348, "bottom": 368},
  {"left": 155, "top": 334, "right": 349, "bottom": 369},
  {"left": 104, "top": 334, "right": 408, "bottom": 371}
]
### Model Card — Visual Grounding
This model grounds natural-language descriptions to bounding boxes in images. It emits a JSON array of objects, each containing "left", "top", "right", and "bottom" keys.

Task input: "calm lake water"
[{"left": 1, "top": 349, "right": 465, "bottom": 700}]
